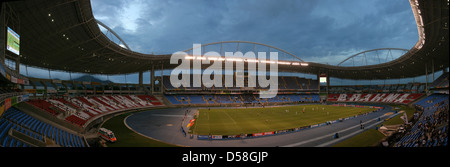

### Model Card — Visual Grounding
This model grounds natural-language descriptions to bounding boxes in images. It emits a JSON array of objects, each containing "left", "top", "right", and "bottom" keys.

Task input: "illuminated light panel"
[
  {"left": 196, "top": 56, "right": 206, "bottom": 60},
  {"left": 245, "top": 59, "right": 259, "bottom": 63},
  {"left": 184, "top": 56, "right": 306, "bottom": 67},
  {"left": 260, "top": 60, "right": 276, "bottom": 64},
  {"left": 207, "top": 57, "right": 218, "bottom": 61},
  {"left": 226, "top": 58, "right": 243, "bottom": 62},
  {"left": 277, "top": 61, "right": 291, "bottom": 65}
]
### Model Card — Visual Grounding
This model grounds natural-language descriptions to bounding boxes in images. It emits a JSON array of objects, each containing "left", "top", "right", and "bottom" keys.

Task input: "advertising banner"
[
  {"left": 197, "top": 135, "right": 209, "bottom": 140},
  {"left": 11, "top": 96, "right": 17, "bottom": 105},
  {"left": 4, "top": 98, "right": 11, "bottom": 111},
  {"left": 212, "top": 135, "right": 222, "bottom": 140},
  {"left": 318, "top": 123, "right": 327, "bottom": 127},
  {"left": 11, "top": 76, "right": 17, "bottom": 83},
  {"left": 253, "top": 133, "right": 263, "bottom": 137},
  {"left": 47, "top": 89, "right": 57, "bottom": 93},
  {"left": 276, "top": 129, "right": 288, "bottom": 134},
  {"left": 263, "top": 131, "right": 274, "bottom": 136},
  {"left": 35, "top": 89, "right": 45, "bottom": 94},
  {"left": 225, "top": 135, "right": 238, "bottom": 139}
]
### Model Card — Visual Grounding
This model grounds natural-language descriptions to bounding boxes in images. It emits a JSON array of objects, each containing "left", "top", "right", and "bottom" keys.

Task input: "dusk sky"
[{"left": 91, "top": 0, "right": 419, "bottom": 65}]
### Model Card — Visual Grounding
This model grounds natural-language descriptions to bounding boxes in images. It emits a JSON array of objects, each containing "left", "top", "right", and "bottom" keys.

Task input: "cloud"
[
  {"left": 118, "top": 0, "right": 145, "bottom": 33},
  {"left": 91, "top": 0, "right": 418, "bottom": 64}
]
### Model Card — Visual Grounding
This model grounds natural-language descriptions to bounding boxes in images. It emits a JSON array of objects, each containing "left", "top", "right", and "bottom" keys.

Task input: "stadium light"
[
  {"left": 226, "top": 58, "right": 243, "bottom": 62},
  {"left": 207, "top": 57, "right": 218, "bottom": 61},
  {"left": 184, "top": 55, "right": 307, "bottom": 66},
  {"left": 196, "top": 57, "right": 206, "bottom": 60},
  {"left": 277, "top": 61, "right": 291, "bottom": 65},
  {"left": 245, "top": 59, "right": 259, "bottom": 63},
  {"left": 260, "top": 60, "right": 275, "bottom": 64}
]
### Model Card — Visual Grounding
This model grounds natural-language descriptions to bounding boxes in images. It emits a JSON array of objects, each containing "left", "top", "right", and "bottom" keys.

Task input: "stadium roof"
[{"left": 8, "top": 0, "right": 449, "bottom": 80}]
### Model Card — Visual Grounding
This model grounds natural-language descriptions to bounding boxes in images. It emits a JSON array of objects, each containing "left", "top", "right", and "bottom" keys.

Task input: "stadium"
[{"left": 0, "top": 0, "right": 448, "bottom": 152}]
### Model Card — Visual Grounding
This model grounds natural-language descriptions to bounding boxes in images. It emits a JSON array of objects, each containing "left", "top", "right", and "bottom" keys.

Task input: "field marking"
[
  {"left": 282, "top": 112, "right": 398, "bottom": 147},
  {"left": 222, "top": 110, "right": 237, "bottom": 124},
  {"left": 150, "top": 114, "right": 190, "bottom": 118},
  {"left": 315, "top": 119, "right": 381, "bottom": 147},
  {"left": 222, "top": 110, "right": 246, "bottom": 134}
]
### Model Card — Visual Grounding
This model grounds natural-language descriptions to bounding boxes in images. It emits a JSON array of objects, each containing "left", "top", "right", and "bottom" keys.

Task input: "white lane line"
[
  {"left": 315, "top": 117, "right": 384, "bottom": 147},
  {"left": 282, "top": 113, "right": 398, "bottom": 147},
  {"left": 151, "top": 114, "right": 191, "bottom": 118}
]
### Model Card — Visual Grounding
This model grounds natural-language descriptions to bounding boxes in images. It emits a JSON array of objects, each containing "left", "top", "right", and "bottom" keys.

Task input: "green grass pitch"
[{"left": 190, "top": 105, "right": 376, "bottom": 136}]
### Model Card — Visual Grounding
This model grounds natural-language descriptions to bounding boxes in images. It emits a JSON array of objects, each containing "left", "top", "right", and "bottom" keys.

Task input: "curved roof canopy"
[{"left": 8, "top": 0, "right": 449, "bottom": 79}]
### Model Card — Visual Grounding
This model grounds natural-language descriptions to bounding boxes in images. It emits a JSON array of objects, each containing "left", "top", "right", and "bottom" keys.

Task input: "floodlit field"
[{"left": 190, "top": 105, "right": 376, "bottom": 135}]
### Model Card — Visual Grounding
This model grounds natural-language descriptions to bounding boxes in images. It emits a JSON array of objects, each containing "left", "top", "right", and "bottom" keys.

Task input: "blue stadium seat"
[{"left": 1, "top": 107, "right": 87, "bottom": 147}]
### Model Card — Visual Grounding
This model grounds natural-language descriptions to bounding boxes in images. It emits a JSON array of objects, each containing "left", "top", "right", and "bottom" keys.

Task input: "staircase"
[
  {"left": 154, "top": 95, "right": 171, "bottom": 106},
  {"left": 408, "top": 94, "right": 427, "bottom": 108}
]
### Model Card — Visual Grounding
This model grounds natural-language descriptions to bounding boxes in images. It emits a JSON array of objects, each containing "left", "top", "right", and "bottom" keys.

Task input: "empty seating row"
[
  {"left": 1, "top": 107, "right": 86, "bottom": 147},
  {"left": 164, "top": 94, "right": 320, "bottom": 105},
  {"left": 394, "top": 94, "right": 448, "bottom": 147},
  {"left": 163, "top": 75, "right": 319, "bottom": 91},
  {"left": 26, "top": 95, "right": 164, "bottom": 127},
  {"left": 430, "top": 73, "right": 449, "bottom": 88}
]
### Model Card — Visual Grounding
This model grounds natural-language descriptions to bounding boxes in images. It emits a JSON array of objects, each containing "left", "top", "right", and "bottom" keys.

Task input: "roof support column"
[
  {"left": 326, "top": 74, "right": 330, "bottom": 94},
  {"left": 42, "top": 81, "right": 47, "bottom": 98},
  {"left": 15, "top": 55, "right": 19, "bottom": 74},
  {"left": 93, "top": 83, "right": 96, "bottom": 96},
  {"left": 139, "top": 71, "right": 143, "bottom": 85},
  {"left": 151, "top": 65, "right": 154, "bottom": 95},
  {"left": 161, "top": 63, "right": 164, "bottom": 94},
  {"left": 48, "top": 69, "right": 52, "bottom": 80},
  {"left": 138, "top": 71, "right": 143, "bottom": 93},
  {"left": 0, "top": 4, "right": 4, "bottom": 64},
  {"left": 432, "top": 59, "right": 434, "bottom": 81}
]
